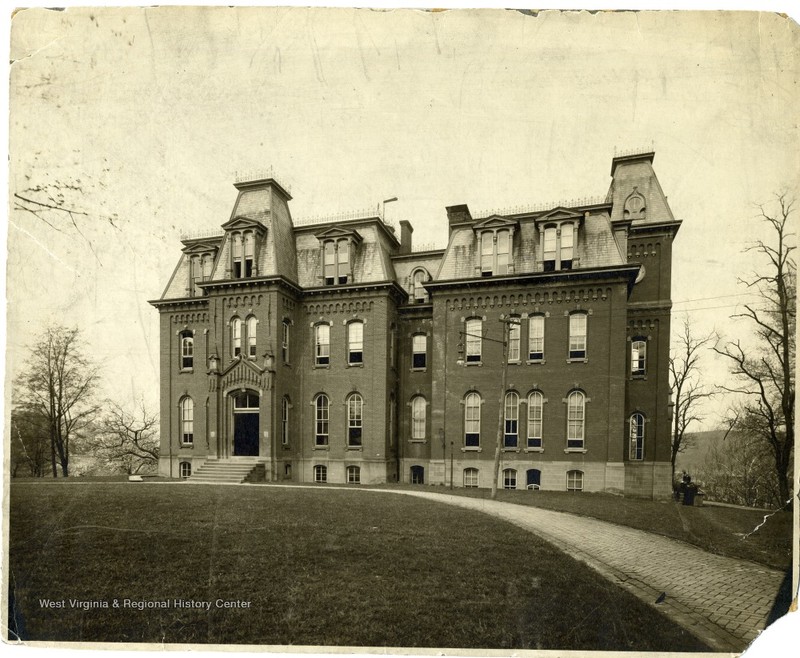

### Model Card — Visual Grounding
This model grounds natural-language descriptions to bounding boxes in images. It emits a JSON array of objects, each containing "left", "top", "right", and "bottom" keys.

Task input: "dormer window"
[
  {"left": 323, "top": 239, "right": 351, "bottom": 285},
  {"left": 244, "top": 232, "right": 255, "bottom": 277},
  {"left": 232, "top": 233, "right": 243, "bottom": 278},
  {"left": 411, "top": 268, "right": 430, "bottom": 303},
  {"left": 480, "top": 229, "right": 511, "bottom": 276},
  {"left": 541, "top": 221, "right": 578, "bottom": 271}
]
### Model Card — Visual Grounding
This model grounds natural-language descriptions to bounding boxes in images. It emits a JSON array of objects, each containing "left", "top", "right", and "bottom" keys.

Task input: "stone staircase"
[{"left": 188, "top": 458, "right": 264, "bottom": 484}]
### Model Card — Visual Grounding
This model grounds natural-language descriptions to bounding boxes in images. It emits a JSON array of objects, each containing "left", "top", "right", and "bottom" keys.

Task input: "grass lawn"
[
  {"left": 431, "top": 487, "right": 793, "bottom": 571},
  {"left": 8, "top": 482, "right": 709, "bottom": 651}
]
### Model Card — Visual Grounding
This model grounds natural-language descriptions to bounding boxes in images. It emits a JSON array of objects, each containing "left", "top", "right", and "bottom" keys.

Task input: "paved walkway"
[{"left": 380, "top": 489, "right": 785, "bottom": 652}]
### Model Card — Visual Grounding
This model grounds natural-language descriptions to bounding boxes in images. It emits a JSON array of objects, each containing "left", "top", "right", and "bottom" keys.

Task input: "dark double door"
[{"left": 233, "top": 412, "right": 259, "bottom": 456}]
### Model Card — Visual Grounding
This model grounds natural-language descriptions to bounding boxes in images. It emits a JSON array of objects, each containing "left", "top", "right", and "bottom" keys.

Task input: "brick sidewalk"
[{"left": 393, "top": 490, "right": 785, "bottom": 652}]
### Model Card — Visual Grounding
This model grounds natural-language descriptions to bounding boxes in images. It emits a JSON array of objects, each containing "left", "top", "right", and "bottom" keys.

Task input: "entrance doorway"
[{"left": 232, "top": 391, "right": 260, "bottom": 456}]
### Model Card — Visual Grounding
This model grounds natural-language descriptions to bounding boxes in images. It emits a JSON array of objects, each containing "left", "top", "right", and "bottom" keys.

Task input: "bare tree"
[
  {"left": 10, "top": 407, "right": 50, "bottom": 477},
  {"left": 715, "top": 194, "right": 795, "bottom": 508},
  {"left": 95, "top": 401, "right": 160, "bottom": 475},
  {"left": 15, "top": 325, "right": 100, "bottom": 477},
  {"left": 669, "top": 317, "right": 715, "bottom": 486}
]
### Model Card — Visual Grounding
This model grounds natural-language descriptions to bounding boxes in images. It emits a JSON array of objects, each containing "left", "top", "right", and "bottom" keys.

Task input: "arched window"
[
  {"left": 346, "top": 465, "right": 361, "bottom": 484},
  {"left": 315, "top": 323, "right": 330, "bottom": 366},
  {"left": 314, "top": 465, "right": 327, "bottom": 483},
  {"left": 631, "top": 338, "right": 647, "bottom": 375},
  {"left": 179, "top": 462, "right": 192, "bottom": 479},
  {"left": 528, "top": 315, "right": 545, "bottom": 361},
  {"left": 282, "top": 320, "right": 291, "bottom": 363},
  {"left": 526, "top": 469, "right": 541, "bottom": 490},
  {"left": 464, "top": 392, "right": 481, "bottom": 447},
  {"left": 347, "top": 393, "right": 363, "bottom": 447},
  {"left": 465, "top": 318, "right": 482, "bottom": 363},
  {"left": 246, "top": 316, "right": 258, "bottom": 359},
  {"left": 504, "top": 392, "right": 519, "bottom": 448},
  {"left": 231, "top": 317, "right": 242, "bottom": 357},
  {"left": 314, "top": 394, "right": 329, "bottom": 446},
  {"left": 348, "top": 321, "right": 364, "bottom": 365},
  {"left": 568, "top": 313, "right": 587, "bottom": 360},
  {"left": 503, "top": 468, "right": 517, "bottom": 490},
  {"left": 180, "top": 397, "right": 194, "bottom": 445},
  {"left": 463, "top": 467, "right": 479, "bottom": 488},
  {"left": 281, "top": 397, "right": 291, "bottom": 446},
  {"left": 527, "top": 391, "right": 544, "bottom": 449},
  {"left": 567, "top": 469, "right": 584, "bottom": 492},
  {"left": 180, "top": 332, "right": 193, "bottom": 370},
  {"left": 412, "top": 269, "right": 430, "bottom": 303},
  {"left": 566, "top": 391, "right": 585, "bottom": 450},
  {"left": 410, "top": 465, "right": 424, "bottom": 485},
  {"left": 243, "top": 231, "right": 255, "bottom": 277},
  {"left": 412, "top": 334, "right": 427, "bottom": 369},
  {"left": 629, "top": 413, "right": 645, "bottom": 460},
  {"left": 411, "top": 396, "right": 426, "bottom": 440}
]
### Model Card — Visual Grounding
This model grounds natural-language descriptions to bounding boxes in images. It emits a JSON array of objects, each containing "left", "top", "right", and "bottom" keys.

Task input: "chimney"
[
  {"left": 446, "top": 204, "right": 472, "bottom": 234},
  {"left": 399, "top": 220, "right": 413, "bottom": 254}
]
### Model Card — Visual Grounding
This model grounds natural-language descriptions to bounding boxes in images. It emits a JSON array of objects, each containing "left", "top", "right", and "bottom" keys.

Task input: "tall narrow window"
[
  {"left": 323, "top": 241, "right": 336, "bottom": 285},
  {"left": 526, "top": 469, "right": 542, "bottom": 490},
  {"left": 180, "top": 333, "right": 193, "bottom": 370},
  {"left": 503, "top": 468, "right": 517, "bottom": 490},
  {"left": 569, "top": 313, "right": 587, "bottom": 359},
  {"left": 347, "top": 393, "right": 363, "bottom": 447},
  {"left": 314, "top": 465, "right": 327, "bottom": 483},
  {"left": 496, "top": 230, "right": 510, "bottom": 275},
  {"left": 464, "top": 392, "right": 481, "bottom": 447},
  {"left": 566, "top": 391, "right": 585, "bottom": 450},
  {"left": 243, "top": 231, "right": 255, "bottom": 277},
  {"left": 337, "top": 239, "right": 350, "bottom": 284},
  {"left": 560, "top": 224, "right": 574, "bottom": 270},
  {"left": 528, "top": 315, "right": 545, "bottom": 361},
  {"left": 348, "top": 321, "right": 363, "bottom": 365},
  {"left": 465, "top": 318, "right": 482, "bottom": 363},
  {"left": 180, "top": 397, "right": 194, "bottom": 445},
  {"left": 180, "top": 462, "right": 192, "bottom": 479},
  {"left": 527, "top": 391, "right": 544, "bottom": 449},
  {"left": 412, "top": 269, "right": 429, "bottom": 303},
  {"left": 412, "top": 334, "right": 427, "bottom": 369},
  {"left": 347, "top": 465, "right": 361, "bottom": 484},
  {"left": 480, "top": 232, "right": 494, "bottom": 276},
  {"left": 281, "top": 397, "right": 290, "bottom": 446},
  {"left": 314, "top": 394, "right": 329, "bottom": 446},
  {"left": 315, "top": 324, "right": 330, "bottom": 366},
  {"left": 543, "top": 227, "right": 557, "bottom": 271},
  {"left": 507, "top": 318, "right": 520, "bottom": 362},
  {"left": 567, "top": 469, "right": 584, "bottom": 492},
  {"left": 282, "top": 320, "right": 290, "bottom": 363},
  {"left": 504, "top": 392, "right": 519, "bottom": 448},
  {"left": 202, "top": 253, "right": 213, "bottom": 280},
  {"left": 631, "top": 339, "right": 647, "bottom": 376},
  {"left": 232, "top": 233, "right": 243, "bottom": 278},
  {"left": 463, "top": 468, "right": 479, "bottom": 488},
  {"left": 246, "top": 316, "right": 257, "bottom": 359},
  {"left": 629, "top": 413, "right": 645, "bottom": 460},
  {"left": 231, "top": 317, "right": 242, "bottom": 357},
  {"left": 411, "top": 396, "right": 426, "bottom": 440},
  {"left": 190, "top": 256, "right": 202, "bottom": 296}
]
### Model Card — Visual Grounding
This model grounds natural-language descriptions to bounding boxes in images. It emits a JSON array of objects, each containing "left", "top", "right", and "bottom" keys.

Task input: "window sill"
[
  {"left": 564, "top": 448, "right": 588, "bottom": 454},
  {"left": 525, "top": 447, "right": 544, "bottom": 453},
  {"left": 463, "top": 361, "right": 482, "bottom": 367},
  {"left": 179, "top": 368, "right": 194, "bottom": 374},
  {"left": 346, "top": 446, "right": 363, "bottom": 451},
  {"left": 461, "top": 447, "right": 482, "bottom": 453},
  {"left": 502, "top": 447, "right": 520, "bottom": 453},
  {"left": 408, "top": 439, "right": 427, "bottom": 444},
  {"left": 347, "top": 363, "right": 364, "bottom": 369},
  {"left": 526, "top": 358, "right": 545, "bottom": 365},
  {"left": 410, "top": 367, "right": 427, "bottom": 373},
  {"left": 179, "top": 444, "right": 194, "bottom": 449},
  {"left": 566, "top": 358, "right": 588, "bottom": 364},
  {"left": 313, "top": 364, "right": 330, "bottom": 370},
  {"left": 281, "top": 444, "right": 291, "bottom": 450},
  {"left": 630, "top": 374, "right": 647, "bottom": 380},
  {"left": 313, "top": 445, "right": 329, "bottom": 451}
]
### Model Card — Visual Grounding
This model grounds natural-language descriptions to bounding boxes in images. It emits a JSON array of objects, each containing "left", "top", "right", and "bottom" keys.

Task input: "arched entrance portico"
[{"left": 231, "top": 390, "right": 260, "bottom": 456}]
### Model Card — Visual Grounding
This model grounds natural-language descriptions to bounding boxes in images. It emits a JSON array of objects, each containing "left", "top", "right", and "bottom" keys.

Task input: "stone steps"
[{"left": 189, "top": 458, "right": 263, "bottom": 484}]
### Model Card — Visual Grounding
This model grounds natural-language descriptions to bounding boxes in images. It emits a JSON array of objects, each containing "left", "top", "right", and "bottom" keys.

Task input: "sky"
[{"left": 6, "top": 6, "right": 799, "bottom": 428}]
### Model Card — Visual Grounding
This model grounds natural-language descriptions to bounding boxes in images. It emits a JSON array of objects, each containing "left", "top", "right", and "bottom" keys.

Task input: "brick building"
[{"left": 150, "top": 151, "right": 680, "bottom": 497}]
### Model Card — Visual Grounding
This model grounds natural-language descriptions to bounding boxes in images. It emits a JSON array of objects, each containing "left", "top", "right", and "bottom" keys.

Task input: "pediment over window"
[
  {"left": 535, "top": 207, "right": 584, "bottom": 223},
  {"left": 472, "top": 215, "right": 519, "bottom": 233},
  {"left": 214, "top": 355, "right": 271, "bottom": 392},
  {"left": 314, "top": 225, "right": 363, "bottom": 245},
  {"left": 181, "top": 238, "right": 221, "bottom": 255},
  {"left": 221, "top": 215, "right": 268, "bottom": 234}
]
